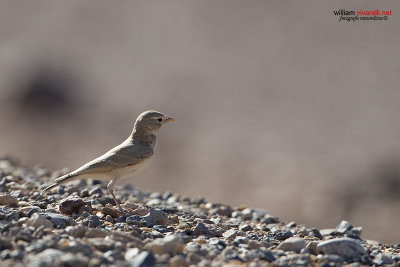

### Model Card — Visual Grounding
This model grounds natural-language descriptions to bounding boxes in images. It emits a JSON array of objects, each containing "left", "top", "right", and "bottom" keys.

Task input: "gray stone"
[
  {"left": 59, "top": 196, "right": 89, "bottom": 215},
  {"left": 65, "top": 224, "right": 88, "bottom": 238},
  {"left": 129, "top": 251, "right": 156, "bottom": 267},
  {"left": 42, "top": 213, "right": 73, "bottom": 228},
  {"left": 0, "top": 193, "right": 18, "bottom": 205},
  {"left": 277, "top": 237, "right": 306, "bottom": 253},
  {"left": 336, "top": 220, "right": 353, "bottom": 234},
  {"left": 101, "top": 206, "right": 120, "bottom": 218},
  {"left": 0, "top": 237, "right": 12, "bottom": 250},
  {"left": 83, "top": 215, "right": 103, "bottom": 228},
  {"left": 373, "top": 253, "right": 394, "bottom": 265},
  {"left": 144, "top": 209, "right": 168, "bottom": 226},
  {"left": 26, "top": 248, "right": 64, "bottom": 267},
  {"left": 145, "top": 235, "right": 184, "bottom": 255},
  {"left": 58, "top": 253, "right": 89, "bottom": 267},
  {"left": 193, "top": 222, "right": 222, "bottom": 237},
  {"left": 239, "top": 224, "right": 253, "bottom": 232},
  {"left": 317, "top": 238, "right": 368, "bottom": 261},
  {"left": 27, "top": 213, "right": 53, "bottom": 229}
]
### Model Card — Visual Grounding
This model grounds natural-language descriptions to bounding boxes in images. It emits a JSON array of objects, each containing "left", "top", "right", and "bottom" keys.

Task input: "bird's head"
[{"left": 134, "top": 110, "right": 175, "bottom": 133}]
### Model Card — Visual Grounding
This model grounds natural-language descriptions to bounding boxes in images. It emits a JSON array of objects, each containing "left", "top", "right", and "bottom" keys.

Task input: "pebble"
[
  {"left": 26, "top": 213, "right": 53, "bottom": 229},
  {"left": 129, "top": 251, "right": 156, "bottom": 267},
  {"left": 317, "top": 237, "right": 368, "bottom": 261},
  {"left": 42, "top": 213, "right": 73, "bottom": 228},
  {"left": 0, "top": 193, "right": 18, "bottom": 205},
  {"left": 145, "top": 235, "right": 184, "bottom": 255},
  {"left": 144, "top": 209, "right": 168, "bottom": 226},
  {"left": 193, "top": 222, "right": 223, "bottom": 237},
  {"left": 277, "top": 237, "right": 306, "bottom": 253},
  {"left": 59, "top": 196, "right": 89, "bottom": 215},
  {"left": 0, "top": 159, "right": 398, "bottom": 267},
  {"left": 101, "top": 206, "right": 120, "bottom": 218}
]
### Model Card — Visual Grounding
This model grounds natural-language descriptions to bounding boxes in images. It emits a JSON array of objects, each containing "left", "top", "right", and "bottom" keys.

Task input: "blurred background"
[{"left": 0, "top": 1, "right": 399, "bottom": 243}]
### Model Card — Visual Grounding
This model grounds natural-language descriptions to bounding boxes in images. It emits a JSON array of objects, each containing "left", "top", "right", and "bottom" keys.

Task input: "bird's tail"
[{"left": 39, "top": 173, "right": 78, "bottom": 196}]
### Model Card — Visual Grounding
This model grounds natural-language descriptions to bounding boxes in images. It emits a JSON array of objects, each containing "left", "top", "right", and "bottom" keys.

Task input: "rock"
[
  {"left": 193, "top": 222, "right": 223, "bottom": 237},
  {"left": 58, "top": 253, "right": 89, "bottom": 267},
  {"left": 239, "top": 224, "right": 253, "bottom": 232},
  {"left": 277, "top": 237, "right": 306, "bottom": 253},
  {"left": 145, "top": 235, "right": 184, "bottom": 255},
  {"left": 88, "top": 238, "right": 114, "bottom": 252},
  {"left": 317, "top": 238, "right": 368, "bottom": 261},
  {"left": 144, "top": 209, "right": 168, "bottom": 226},
  {"left": 89, "top": 187, "right": 103, "bottom": 196},
  {"left": 0, "top": 237, "right": 13, "bottom": 250},
  {"left": 373, "top": 253, "right": 394, "bottom": 265},
  {"left": 66, "top": 225, "right": 88, "bottom": 238},
  {"left": 42, "top": 213, "right": 73, "bottom": 228},
  {"left": 27, "top": 213, "right": 53, "bottom": 229},
  {"left": 0, "top": 193, "right": 18, "bottom": 205},
  {"left": 109, "top": 231, "right": 143, "bottom": 246},
  {"left": 101, "top": 206, "right": 121, "bottom": 218},
  {"left": 77, "top": 205, "right": 93, "bottom": 215},
  {"left": 129, "top": 251, "right": 156, "bottom": 267},
  {"left": 83, "top": 215, "right": 103, "bottom": 228},
  {"left": 26, "top": 248, "right": 64, "bottom": 267},
  {"left": 320, "top": 228, "right": 338, "bottom": 236},
  {"left": 274, "top": 230, "right": 293, "bottom": 241},
  {"left": 169, "top": 255, "right": 189, "bottom": 267},
  {"left": 125, "top": 248, "right": 140, "bottom": 262},
  {"left": 85, "top": 228, "right": 106, "bottom": 238},
  {"left": 59, "top": 196, "right": 89, "bottom": 215},
  {"left": 336, "top": 220, "right": 353, "bottom": 234},
  {"left": 261, "top": 215, "right": 280, "bottom": 224},
  {"left": 122, "top": 202, "right": 139, "bottom": 210}
]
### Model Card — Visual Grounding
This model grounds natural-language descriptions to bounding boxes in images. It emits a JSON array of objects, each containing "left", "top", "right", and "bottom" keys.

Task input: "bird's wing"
[{"left": 68, "top": 142, "right": 154, "bottom": 176}]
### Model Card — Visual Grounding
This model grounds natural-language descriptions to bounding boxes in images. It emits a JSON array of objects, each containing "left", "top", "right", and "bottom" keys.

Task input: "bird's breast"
[{"left": 112, "top": 158, "right": 151, "bottom": 179}]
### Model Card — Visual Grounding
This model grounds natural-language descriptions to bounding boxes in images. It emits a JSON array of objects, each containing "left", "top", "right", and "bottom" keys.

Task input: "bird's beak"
[{"left": 165, "top": 117, "right": 176, "bottom": 123}]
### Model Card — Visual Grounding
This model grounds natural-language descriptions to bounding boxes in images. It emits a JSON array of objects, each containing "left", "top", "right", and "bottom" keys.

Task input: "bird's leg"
[{"left": 107, "top": 179, "right": 124, "bottom": 214}]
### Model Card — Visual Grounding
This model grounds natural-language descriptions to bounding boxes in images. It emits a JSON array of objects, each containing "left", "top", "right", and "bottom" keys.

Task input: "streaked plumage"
[{"left": 40, "top": 110, "right": 175, "bottom": 211}]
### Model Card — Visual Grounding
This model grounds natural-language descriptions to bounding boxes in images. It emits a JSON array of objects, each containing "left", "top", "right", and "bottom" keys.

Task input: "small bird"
[{"left": 40, "top": 110, "right": 175, "bottom": 212}]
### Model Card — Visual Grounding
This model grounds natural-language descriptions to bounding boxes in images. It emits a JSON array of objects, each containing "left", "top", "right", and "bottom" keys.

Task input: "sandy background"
[{"left": 0, "top": 1, "right": 399, "bottom": 243}]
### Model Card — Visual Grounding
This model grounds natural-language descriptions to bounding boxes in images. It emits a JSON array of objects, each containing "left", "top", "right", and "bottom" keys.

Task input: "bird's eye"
[{"left": 157, "top": 118, "right": 163, "bottom": 122}]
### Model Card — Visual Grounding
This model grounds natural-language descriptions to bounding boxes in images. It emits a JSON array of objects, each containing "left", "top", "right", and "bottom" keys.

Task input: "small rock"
[
  {"left": 193, "top": 222, "right": 222, "bottom": 237},
  {"left": 277, "top": 237, "right": 306, "bottom": 253},
  {"left": 42, "top": 213, "right": 73, "bottom": 228},
  {"left": 239, "top": 224, "right": 253, "bottom": 232},
  {"left": 26, "top": 248, "right": 64, "bottom": 267},
  {"left": 122, "top": 202, "right": 139, "bottom": 210},
  {"left": 317, "top": 237, "right": 368, "bottom": 261},
  {"left": 0, "top": 237, "right": 13, "bottom": 250},
  {"left": 274, "top": 230, "right": 293, "bottom": 241},
  {"left": 129, "top": 251, "right": 156, "bottom": 267},
  {"left": 0, "top": 193, "right": 18, "bottom": 205},
  {"left": 145, "top": 235, "right": 184, "bottom": 255},
  {"left": 77, "top": 205, "right": 93, "bottom": 215},
  {"left": 66, "top": 225, "right": 88, "bottom": 238},
  {"left": 85, "top": 228, "right": 106, "bottom": 238},
  {"left": 109, "top": 231, "right": 143, "bottom": 247},
  {"left": 373, "top": 253, "right": 394, "bottom": 265},
  {"left": 58, "top": 253, "right": 89, "bottom": 267},
  {"left": 83, "top": 215, "right": 103, "bottom": 228},
  {"left": 59, "top": 196, "right": 89, "bottom": 215},
  {"left": 89, "top": 187, "right": 103, "bottom": 196},
  {"left": 336, "top": 220, "right": 353, "bottom": 234},
  {"left": 101, "top": 207, "right": 120, "bottom": 218},
  {"left": 144, "top": 209, "right": 168, "bottom": 226},
  {"left": 169, "top": 255, "right": 189, "bottom": 267},
  {"left": 27, "top": 213, "right": 53, "bottom": 229}
]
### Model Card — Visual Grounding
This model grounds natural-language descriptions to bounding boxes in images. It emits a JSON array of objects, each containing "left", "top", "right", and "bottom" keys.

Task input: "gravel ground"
[{"left": 0, "top": 157, "right": 399, "bottom": 267}]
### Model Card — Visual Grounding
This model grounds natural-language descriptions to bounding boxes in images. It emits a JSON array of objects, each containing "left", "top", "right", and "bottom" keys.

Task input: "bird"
[{"left": 40, "top": 110, "right": 175, "bottom": 212}]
